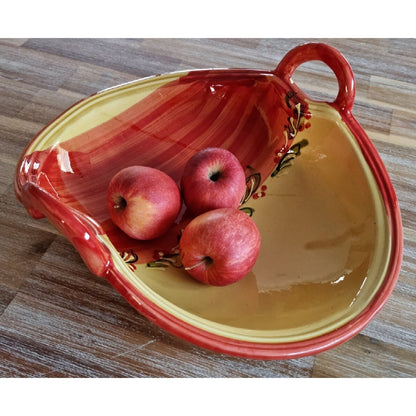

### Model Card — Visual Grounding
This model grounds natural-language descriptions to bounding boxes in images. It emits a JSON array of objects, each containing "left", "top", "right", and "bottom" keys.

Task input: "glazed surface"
[
  {"left": 16, "top": 68, "right": 391, "bottom": 344},
  {"left": 6, "top": 38, "right": 406, "bottom": 368}
]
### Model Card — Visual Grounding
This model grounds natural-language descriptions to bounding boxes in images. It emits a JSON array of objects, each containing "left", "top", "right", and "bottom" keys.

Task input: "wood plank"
[
  {"left": 0, "top": 43, "right": 78, "bottom": 90},
  {"left": 312, "top": 334, "right": 416, "bottom": 377},
  {"left": 23, "top": 38, "right": 179, "bottom": 79},
  {"left": 0, "top": 38, "right": 415, "bottom": 377},
  {"left": 368, "top": 75, "right": 416, "bottom": 111}
]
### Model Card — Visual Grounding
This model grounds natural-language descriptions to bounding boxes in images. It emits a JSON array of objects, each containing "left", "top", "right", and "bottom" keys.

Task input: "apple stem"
[
  {"left": 114, "top": 196, "right": 127, "bottom": 210},
  {"left": 184, "top": 256, "right": 213, "bottom": 270},
  {"left": 209, "top": 171, "right": 221, "bottom": 182}
]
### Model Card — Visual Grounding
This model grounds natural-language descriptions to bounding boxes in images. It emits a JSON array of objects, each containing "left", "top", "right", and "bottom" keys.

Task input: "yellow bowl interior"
[{"left": 24, "top": 73, "right": 391, "bottom": 344}]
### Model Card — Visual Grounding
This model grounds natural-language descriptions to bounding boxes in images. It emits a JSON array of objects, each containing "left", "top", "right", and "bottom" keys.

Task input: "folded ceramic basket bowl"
[{"left": 15, "top": 43, "right": 403, "bottom": 359}]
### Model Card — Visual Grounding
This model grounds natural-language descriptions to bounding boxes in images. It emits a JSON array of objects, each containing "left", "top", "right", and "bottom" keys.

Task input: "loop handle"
[{"left": 274, "top": 43, "right": 355, "bottom": 112}]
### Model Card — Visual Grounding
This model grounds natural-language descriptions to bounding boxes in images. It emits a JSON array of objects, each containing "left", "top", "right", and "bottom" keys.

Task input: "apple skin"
[
  {"left": 180, "top": 147, "right": 247, "bottom": 216},
  {"left": 179, "top": 208, "right": 261, "bottom": 286},
  {"left": 107, "top": 166, "right": 181, "bottom": 240}
]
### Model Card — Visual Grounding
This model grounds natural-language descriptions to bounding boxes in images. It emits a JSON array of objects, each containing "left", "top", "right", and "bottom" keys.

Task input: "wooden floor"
[{"left": 1, "top": 38, "right": 415, "bottom": 377}]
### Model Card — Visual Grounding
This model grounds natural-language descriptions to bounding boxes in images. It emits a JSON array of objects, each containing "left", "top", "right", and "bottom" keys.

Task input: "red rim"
[{"left": 15, "top": 43, "right": 403, "bottom": 360}]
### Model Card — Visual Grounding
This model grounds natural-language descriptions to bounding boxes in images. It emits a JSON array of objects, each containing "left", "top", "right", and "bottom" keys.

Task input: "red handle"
[{"left": 274, "top": 43, "right": 355, "bottom": 113}]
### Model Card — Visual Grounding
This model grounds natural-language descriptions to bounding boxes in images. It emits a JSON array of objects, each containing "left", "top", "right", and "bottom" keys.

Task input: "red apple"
[
  {"left": 179, "top": 208, "right": 261, "bottom": 286},
  {"left": 107, "top": 166, "right": 181, "bottom": 240},
  {"left": 180, "top": 147, "right": 247, "bottom": 216}
]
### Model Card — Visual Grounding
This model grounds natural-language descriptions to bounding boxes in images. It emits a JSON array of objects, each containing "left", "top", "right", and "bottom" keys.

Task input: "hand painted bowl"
[{"left": 15, "top": 43, "right": 402, "bottom": 359}]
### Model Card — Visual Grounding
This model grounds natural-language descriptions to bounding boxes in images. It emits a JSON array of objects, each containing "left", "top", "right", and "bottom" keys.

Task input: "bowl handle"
[{"left": 274, "top": 42, "right": 355, "bottom": 113}]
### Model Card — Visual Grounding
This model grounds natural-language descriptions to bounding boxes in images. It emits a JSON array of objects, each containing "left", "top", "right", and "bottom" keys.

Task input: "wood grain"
[{"left": 1, "top": 38, "right": 415, "bottom": 377}]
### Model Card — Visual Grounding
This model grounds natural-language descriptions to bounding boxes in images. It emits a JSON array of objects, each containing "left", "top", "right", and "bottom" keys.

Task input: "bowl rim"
[{"left": 14, "top": 43, "right": 403, "bottom": 359}]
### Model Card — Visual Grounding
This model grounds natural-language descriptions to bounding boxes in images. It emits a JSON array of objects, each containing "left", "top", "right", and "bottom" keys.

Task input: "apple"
[
  {"left": 107, "top": 165, "right": 181, "bottom": 240},
  {"left": 179, "top": 208, "right": 261, "bottom": 286},
  {"left": 180, "top": 147, "right": 247, "bottom": 216}
]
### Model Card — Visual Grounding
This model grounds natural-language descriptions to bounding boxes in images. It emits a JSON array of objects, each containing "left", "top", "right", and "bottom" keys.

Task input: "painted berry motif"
[
  {"left": 120, "top": 250, "right": 139, "bottom": 271},
  {"left": 146, "top": 243, "right": 183, "bottom": 269},
  {"left": 241, "top": 171, "right": 262, "bottom": 205},
  {"left": 283, "top": 90, "right": 311, "bottom": 144},
  {"left": 270, "top": 91, "right": 311, "bottom": 178},
  {"left": 252, "top": 185, "right": 267, "bottom": 200},
  {"left": 271, "top": 139, "right": 309, "bottom": 178}
]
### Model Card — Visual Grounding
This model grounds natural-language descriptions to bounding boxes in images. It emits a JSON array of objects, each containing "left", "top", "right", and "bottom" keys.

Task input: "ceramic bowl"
[{"left": 15, "top": 43, "right": 402, "bottom": 359}]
